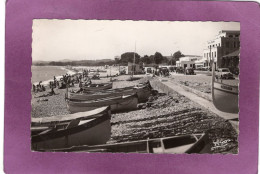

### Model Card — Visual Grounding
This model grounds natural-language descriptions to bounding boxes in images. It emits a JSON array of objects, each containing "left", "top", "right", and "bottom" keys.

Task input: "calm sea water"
[{"left": 31, "top": 66, "right": 68, "bottom": 83}]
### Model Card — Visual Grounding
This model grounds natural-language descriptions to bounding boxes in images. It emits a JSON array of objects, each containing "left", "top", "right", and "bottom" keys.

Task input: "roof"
[
  {"left": 220, "top": 30, "right": 240, "bottom": 34},
  {"left": 223, "top": 50, "right": 240, "bottom": 58}
]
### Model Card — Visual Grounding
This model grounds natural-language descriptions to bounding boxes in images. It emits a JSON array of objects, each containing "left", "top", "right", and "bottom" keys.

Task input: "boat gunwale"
[
  {"left": 31, "top": 112, "right": 111, "bottom": 143},
  {"left": 50, "top": 133, "right": 206, "bottom": 152}
]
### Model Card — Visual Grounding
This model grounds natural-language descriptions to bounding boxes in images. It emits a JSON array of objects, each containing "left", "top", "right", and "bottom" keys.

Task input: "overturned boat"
[
  {"left": 67, "top": 94, "right": 138, "bottom": 114},
  {"left": 49, "top": 133, "right": 210, "bottom": 154},
  {"left": 212, "top": 64, "right": 239, "bottom": 113},
  {"left": 68, "top": 83, "right": 151, "bottom": 103},
  {"left": 31, "top": 107, "right": 111, "bottom": 151}
]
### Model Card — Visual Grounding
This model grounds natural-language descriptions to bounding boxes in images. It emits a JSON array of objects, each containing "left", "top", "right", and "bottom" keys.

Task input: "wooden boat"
[
  {"left": 212, "top": 63, "right": 239, "bottom": 113},
  {"left": 68, "top": 84, "right": 151, "bottom": 103},
  {"left": 31, "top": 107, "right": 110, "bottom": 127},
  {"left": 49, "top": 133, "right": 210, "bottom": 153},
  {"left": 67, "top": 94, "right": 138, "bottom": 114},
  {"left": 82, "top": 83, "right": 112, "bottom": 91},
  {"left": 31, "top": 107, "right": 111, "bottom": 151}
]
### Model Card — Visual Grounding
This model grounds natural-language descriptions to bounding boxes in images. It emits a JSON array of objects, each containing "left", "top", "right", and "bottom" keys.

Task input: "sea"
[
  {"left": 31, "top": 65, "right": 122, "bottom": 85},
  {"left": 31, "top": 66, "right": 74, "bottom": 85}
]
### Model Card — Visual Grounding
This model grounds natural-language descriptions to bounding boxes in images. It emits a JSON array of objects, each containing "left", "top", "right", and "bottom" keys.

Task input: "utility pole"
[{"left": 131, "top": 41, "right": 136, "bottom": 78}]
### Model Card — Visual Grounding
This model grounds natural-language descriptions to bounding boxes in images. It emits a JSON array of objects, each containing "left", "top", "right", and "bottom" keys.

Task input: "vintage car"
[
  {"left": 216, "top": 68, "right": 234, "bottom": 79},
  {"left": 185, "top": 68, "right": 196, "bottom": 75},
  {"left": 176, "top": 67, "right": 184, "bottom": 74}
]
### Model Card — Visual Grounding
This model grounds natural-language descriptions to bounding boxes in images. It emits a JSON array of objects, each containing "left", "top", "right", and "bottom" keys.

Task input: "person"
[
  {"left": 56, "top": 80, "right": 59, "bottom": 88},
  {"left": 32, "top": 84, "right": 36, "bottom": 92},
  {"left": 79, "top": 81, "right": 83, "bottom": 88},
  {"left": 42, "top": 85, "right": 45, "bottom": 91},
  {"left": 50, "top": 83, "right": 55, "bottom": 95}
]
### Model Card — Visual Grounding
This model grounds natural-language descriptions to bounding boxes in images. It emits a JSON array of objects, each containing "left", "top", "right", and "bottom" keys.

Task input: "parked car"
[
  {"left": 176, "top": 67, "right": 184, "bottom": 74},
  {"left": 185, "top": 68, "right": 196, "bottom": 75},
  {"left": 216, "top": 68, "right": 234, "bottom": 79},
  {"left": 159, "top": 67, "right": 170, "bottom": 77}
]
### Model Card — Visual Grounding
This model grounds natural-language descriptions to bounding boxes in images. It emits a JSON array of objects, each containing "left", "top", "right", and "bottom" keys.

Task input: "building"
[
  {"left": 127, "top": 62, "right": 143, "bottom": 75},
  {"left": 194, "top": 58, "right": 208, "bottom": 69},
  {"left": 176, "top": 55, "right": 202, "bottom": 69},
  {"left": 221, "top": 49, "right": 240, "bottom": 74},
  {"left": 203, "top": 30, "right": 240, "bottom": 69}
]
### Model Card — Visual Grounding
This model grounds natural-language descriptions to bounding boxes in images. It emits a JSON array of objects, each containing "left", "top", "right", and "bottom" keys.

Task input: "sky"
[{"left": 32, "top": 20, "right": 240, "bottom": 61}]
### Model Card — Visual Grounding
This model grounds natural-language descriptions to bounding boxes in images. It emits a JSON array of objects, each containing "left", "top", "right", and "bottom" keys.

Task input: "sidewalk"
[{"left": 150, "top": 77, "right": 239, "bottom": 132}]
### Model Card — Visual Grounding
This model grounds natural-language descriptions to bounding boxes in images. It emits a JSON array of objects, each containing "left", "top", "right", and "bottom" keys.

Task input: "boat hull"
[
  {"left": 31, "top": 107, "right": 110, "bottom": 127},
  {"left": 50, "top": 133, "right": 210, "bottom": 154},
  {"left": 212, "top": 81, "right": 239, "bottom": 113},
  {"left": 31, "top": 113, "right": 111, "bottom": 151},
  {"left": 83, "top": 83, "right": 112, "bottom": 91},
  {"left": 67, "top": 95, "right": 138, "bottom": 114},
  {"left": 211, "top": 61, "right": 239, "bottom": 113},
  {"left": 68, "top": 86, "right": 151, "bottom": 103}
]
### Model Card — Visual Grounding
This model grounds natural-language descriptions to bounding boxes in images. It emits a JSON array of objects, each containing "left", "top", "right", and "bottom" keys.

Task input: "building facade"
[
  {"left": 203, "top": 30, "right": 240, "bottom": 69},
  {"left": 176, "top": 55, "right": 202, "bottom": 69}
]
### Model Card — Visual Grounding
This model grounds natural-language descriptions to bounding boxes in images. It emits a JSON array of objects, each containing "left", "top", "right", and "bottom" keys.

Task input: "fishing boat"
[
  {"left": 49, "top": 133, "right": 210, "bottom": 153},
  {"left": 31, "top": 107, "right": 110, "bottom": 127},
  {"left": 211, "top": 63, "right": 239, "bottom": 113},
  {"left": 68, "top": 83, "right": 151, "bottom": 103},
  {"left": 31, "top": 107, "right": 111, "bottom": 151},
  {"left": 67, "top": 94, "right": 138, "bottom": 114},
  {"left": 82, "top": 82, "right": 113, "bottom": 91}
]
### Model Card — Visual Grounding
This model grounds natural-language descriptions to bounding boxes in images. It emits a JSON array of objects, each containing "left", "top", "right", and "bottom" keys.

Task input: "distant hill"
[{"left": 32, "top": 59, "right": 115, "bottom": 66}]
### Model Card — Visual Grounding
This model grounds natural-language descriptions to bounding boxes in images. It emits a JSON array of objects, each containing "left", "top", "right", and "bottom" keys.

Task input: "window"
[
  {"left": 234, "top": 42, "right": 236, "bottom": 48},
  {"left": 215, "top": 51, "right": 216, "bottom": 57}
]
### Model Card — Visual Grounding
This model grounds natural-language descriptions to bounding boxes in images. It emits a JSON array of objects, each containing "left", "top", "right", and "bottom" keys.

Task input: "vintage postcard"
[
  {"left": 31, "top": 20, "right": 239, "bottom": 154},
  {"left": 5, "top": 1, "right": 259, "bottom": 174}
]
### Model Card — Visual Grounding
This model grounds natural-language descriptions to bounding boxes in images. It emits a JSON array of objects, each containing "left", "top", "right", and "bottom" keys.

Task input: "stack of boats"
[
  {"left": 66, "top": 81, "right": 152, "bottom": 113},
  {"left": 31, "top": 81, "right": 153, "bottom": 151},
  {"left": 31, "top": 80, "right": 211, "bottom": 153}
]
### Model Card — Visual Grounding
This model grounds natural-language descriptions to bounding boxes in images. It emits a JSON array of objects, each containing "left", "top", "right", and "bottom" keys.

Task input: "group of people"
[
  {"left": 32, "top": 82, "right": 46, "bottom": 93},
  {"left": 33, "top": 69, "right": 97, "bottom": 95}
]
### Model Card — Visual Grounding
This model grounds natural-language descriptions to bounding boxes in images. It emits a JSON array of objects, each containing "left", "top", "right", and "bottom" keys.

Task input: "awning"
[{"left": 223, "top": 49, "right": 240, "bottom": 58}]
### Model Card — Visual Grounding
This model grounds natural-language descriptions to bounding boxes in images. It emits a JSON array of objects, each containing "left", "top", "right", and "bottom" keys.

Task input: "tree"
[
  {"left": 140, "top": 55, "right": 152, "bottom": 65},
  {"left": 120, "top": 52, "right": 140, "bottom": 65},
  {"left": 154, "top": 52, "right": 164, "bottom": 64},
  {"left": 173, "top": 51, "right": 185, "bottom": 60},
  {"left": 114, "top": 57, "right": 120, "bottom": 64}
]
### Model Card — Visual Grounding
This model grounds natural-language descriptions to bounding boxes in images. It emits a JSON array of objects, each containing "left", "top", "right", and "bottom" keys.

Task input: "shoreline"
[{"left": 32, "top": 66, "right": 77, "bottom": 86}]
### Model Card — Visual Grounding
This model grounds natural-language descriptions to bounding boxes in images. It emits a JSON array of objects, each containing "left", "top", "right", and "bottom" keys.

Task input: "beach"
[{"left": 31, "top": 70, "right": 238, "bottom": 154}]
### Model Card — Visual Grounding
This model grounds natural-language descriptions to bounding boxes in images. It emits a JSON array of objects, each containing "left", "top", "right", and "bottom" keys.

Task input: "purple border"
[{"left": 5, "top": 1, "right": 260, "bottom": 173}]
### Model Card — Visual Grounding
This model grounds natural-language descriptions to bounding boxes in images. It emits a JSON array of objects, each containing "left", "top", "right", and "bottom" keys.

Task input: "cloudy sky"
[{"left": 32, "top": 20, "right": 239, "bottom": 61}]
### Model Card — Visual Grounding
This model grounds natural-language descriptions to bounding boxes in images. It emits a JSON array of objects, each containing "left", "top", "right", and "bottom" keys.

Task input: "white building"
[
  {"left": 176, "top": 55, "right": 202, "bottom": 69},
  {"left": 203, "top": 30, "right": 240, "bottom": 69}
]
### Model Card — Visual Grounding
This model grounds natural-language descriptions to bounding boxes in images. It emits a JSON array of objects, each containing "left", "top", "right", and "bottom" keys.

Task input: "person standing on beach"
[{"left": 32, "top": 84, "right": 36, "bottom": 93}]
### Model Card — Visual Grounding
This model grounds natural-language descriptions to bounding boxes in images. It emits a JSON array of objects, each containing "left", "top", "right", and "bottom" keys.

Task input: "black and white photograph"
[{"left": 31, "top": 20, "right": 239, "bottom": 154}]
